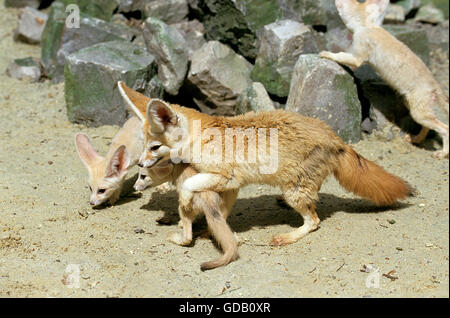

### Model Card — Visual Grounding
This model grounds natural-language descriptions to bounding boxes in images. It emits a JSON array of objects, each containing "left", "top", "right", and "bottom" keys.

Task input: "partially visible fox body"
[
  {"left": 75, "top": 116, "right": 143, "bottom": 206},
  {"left": 134, "top": 160, "right": 239, "bottom": 270},
  {"left": 319, "top": 0, "right": 449, "bottom": 159},
  {"left": 118, "top": 81, "right": 412, "bottom": 247}
]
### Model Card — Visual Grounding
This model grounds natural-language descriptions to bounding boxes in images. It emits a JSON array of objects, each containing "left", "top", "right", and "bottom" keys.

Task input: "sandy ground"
[{"left": 0, "top": 5, "right": 448, "bottom": 298}]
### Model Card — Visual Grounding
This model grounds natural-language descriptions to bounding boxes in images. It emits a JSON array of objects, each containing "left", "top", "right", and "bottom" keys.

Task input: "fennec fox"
[
  {"left": 118, "top": 81, "right": 411, "bottom": 247},
  {"left": 75, "top": 116, "right": 143, "bottom": 206},
  {"left": 319, "top": 0, "right": 449, "bottom": 159},
  {"left": 117, "top": 83, "right": 239, "bottom": 270},
  {"left": 134, "top": 162, "right": 239, "bottom": 270}
]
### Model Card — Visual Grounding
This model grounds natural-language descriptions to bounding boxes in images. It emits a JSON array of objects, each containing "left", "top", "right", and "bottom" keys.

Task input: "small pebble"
[{"left": 134, "top": 228, "right": 145, "bottom": 234}]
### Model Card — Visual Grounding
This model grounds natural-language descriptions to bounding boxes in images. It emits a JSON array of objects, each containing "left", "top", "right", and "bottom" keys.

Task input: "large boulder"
[
  {"left": 251, "top": 20, "right": 319, "bottom": 98},
  {"left": 143, "top": 17, "right": 189, "bottom": 96},
  {"left": 41, "top": 2, "right": 135, "bottom": 83},
  {"left": 65, "top": 40, "right": 156, "bottom": 127},
  {"left": 188, "top": 41, "right": 253, "bottom": 116},
  {"left": 286, "top": 54, "right": 362, "bottom": 143}
]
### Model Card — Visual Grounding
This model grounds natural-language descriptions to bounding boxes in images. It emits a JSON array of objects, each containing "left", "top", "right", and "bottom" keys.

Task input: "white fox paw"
[
  {"left": 319, "top": 51, "right": 332, "bottom": 59},
  {"left": 168, "top": 232, "right": 191, "bottom": 246},
  {"left": 432, "top": 150, "right": 448, "bottom": 160}
]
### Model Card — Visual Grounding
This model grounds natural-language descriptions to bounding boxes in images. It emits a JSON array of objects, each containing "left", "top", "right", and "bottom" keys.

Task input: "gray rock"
[
  {"left": 142, "top": 0, "right": 189, "bottom": 24},
  {"left": 323, "top": 27, "right": 353, "bottom": 53},
  {"left": 7, "top": 57, "right": 41, "bottom": 82},
  {"left": 286, "top": 54, "right": 362, "bottom": 143},
  {"left": 198, "top": 0, "right": 283, "bottom": 60},
  {"left": 277, "top": 0, "right": 345, "bottom": 29},
  {"left": 384, "top": 4, "right": 406, "bottom": 24},
  {"left": 144, "top": 75, "right": 165, "bottom": 99},
  {"left": 41, "top": 2, "right": 135, "bottom": 83},
  {"left": 236, "top": 82, "right": 275, "bottom": 114},
  {"left": 421, "top": 0, "right": 449, "bottom": 19},
  {"left": 65, "top": 40, "right": 156, "bottom": 127},
  {"left": 5, "top": 0, "right": 40, "bottom": 8},
  {"left": 171, "top": 19, "right": 206, "bottom": 58},
  {"left": 188, "top": 41, "right": 253, "bottom": 116},
  {"left": 395, "top": 0, "right": 422, "bottom": 15},
  {"left": 143, "top": 17, "right": 189, "bottom": 95},
  {"left": 414, "top": 4, "right": 446, "bottom": 24},
  {"left": 251, "top": 20, "right": 319, "bottom": 98},
  {"left": 15, "top": 6, "right": 48, "bottom": 44}
]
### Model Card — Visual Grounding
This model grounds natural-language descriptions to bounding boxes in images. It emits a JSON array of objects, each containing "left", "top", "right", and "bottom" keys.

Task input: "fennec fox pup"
[
  {"left": 75, "top": 116, "right": 143, "bottom": 207},
  {"left": 135, "top": 163, "right": 239, "bottom": 270},
  {"left": 319, "top": 0, "right": 449, "bottom": 159},
  {"left": 118, "top": 81, "right": 412, "bottom": 247}
]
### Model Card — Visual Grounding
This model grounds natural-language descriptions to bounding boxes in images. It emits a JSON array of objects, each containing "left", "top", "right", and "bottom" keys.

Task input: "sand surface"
[{"left": 0, "top": 5, "right": 448, "bottom": 297}]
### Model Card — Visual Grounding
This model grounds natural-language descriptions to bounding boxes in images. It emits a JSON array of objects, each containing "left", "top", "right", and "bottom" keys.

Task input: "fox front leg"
[
  {"left": 168, "top": 206, "right": 194, "bottom": 246},
  {"left": 319, "top": 51, "right": 365, "bottom": 69}
]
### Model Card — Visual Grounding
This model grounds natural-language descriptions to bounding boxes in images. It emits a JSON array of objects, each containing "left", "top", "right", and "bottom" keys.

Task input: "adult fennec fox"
[{"left": 319, "top": 0, "right": 449, "bottom": 159}]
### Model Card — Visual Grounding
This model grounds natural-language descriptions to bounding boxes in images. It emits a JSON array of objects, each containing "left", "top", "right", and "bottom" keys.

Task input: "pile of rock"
[{"left": 5, "top": 0, "right": 449, "bottom": 141}]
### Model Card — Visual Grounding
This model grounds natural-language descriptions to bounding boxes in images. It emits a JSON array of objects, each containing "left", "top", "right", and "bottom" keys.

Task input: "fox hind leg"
[
  {"left": 409, "top": 105, "right": 449, "bottom": 159},
  {"left": 271, "top": 186, "right": 320, "bottom": 246}
]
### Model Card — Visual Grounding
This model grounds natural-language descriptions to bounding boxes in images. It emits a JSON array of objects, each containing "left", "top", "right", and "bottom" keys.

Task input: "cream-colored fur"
[
  {"left": 118, "top": 82, "right": 411, "bottom": 247},
  {"left": 118, "top": 83, "right": 239, "bottom": 270},
  {"left": 319, "top": 0, "right": 449, "bottom": 159},
  {"left": 75, "top": 116, "right": 143, "bottom": 206},
  {"left": 134, "top": 157, "right": 239, "bottom": 270}
]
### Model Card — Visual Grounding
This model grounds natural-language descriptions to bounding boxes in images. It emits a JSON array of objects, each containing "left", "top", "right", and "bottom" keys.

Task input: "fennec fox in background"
[
  {"left": 135, "top": 163, "right": 239, "bottom": 270},
  {"left": 319, "top": 0, "right": 449, "bottom": 159},
  {"left": 75, "top": 116, "right": 143, "bottom": 206},
  {"left": 118, "top": 81, "right": 412, "bottom": 247},
  {"left": 117, "top": 82, "right": 239, "bottom": 270}
]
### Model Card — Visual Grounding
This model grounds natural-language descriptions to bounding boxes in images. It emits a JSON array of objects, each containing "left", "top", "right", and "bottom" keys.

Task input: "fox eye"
[
  {"left": 98, "top": 189, "right": 106, "bottom": 194},
  {"left": 140, "top": 174, "right": 147, "bottom": 180},
  {"left": 150, "top": 144, "right": 161, "bottom": 151}
]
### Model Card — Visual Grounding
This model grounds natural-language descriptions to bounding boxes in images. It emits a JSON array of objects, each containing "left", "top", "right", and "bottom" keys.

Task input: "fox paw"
[
  {"left": 319, "top": 51, "right": 332, "bottom": 59},
  {"left": 432, "top": 150, "right": 448, "bottom": 160},
  {"left": 168, "top": 232, "right": 191, "bottom": 246},
  {"left": 270, "top": 234, "right": 294, "bottom": 247},
  {"left": 403, "top": 133, "right": 424, "bottom": 145}
]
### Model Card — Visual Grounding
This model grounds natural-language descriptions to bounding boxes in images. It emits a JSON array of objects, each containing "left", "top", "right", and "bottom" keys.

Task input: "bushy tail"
[
  {"left": 200, "top": 192, "right": 238, "bottom": 271},
  {"left": 334, "top": 146, "right": 412, "bottom": 206}
]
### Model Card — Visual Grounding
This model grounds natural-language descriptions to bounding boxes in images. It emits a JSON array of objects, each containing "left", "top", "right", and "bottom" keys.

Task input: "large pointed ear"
[
  {"left": 105, "top": 145, "right": 131, "bottom": 178},
  {"left": 117, "top": 81, "right": 150, "bottom": 122},
  {"left": 75, "top": 133, "right": 102, "bottom": 168},
  {"left": 146, "top": 99, "right": 178, "bottom": 134},
  {"left": 366, "top": 0, "right": 390, "bottom": 25}
]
